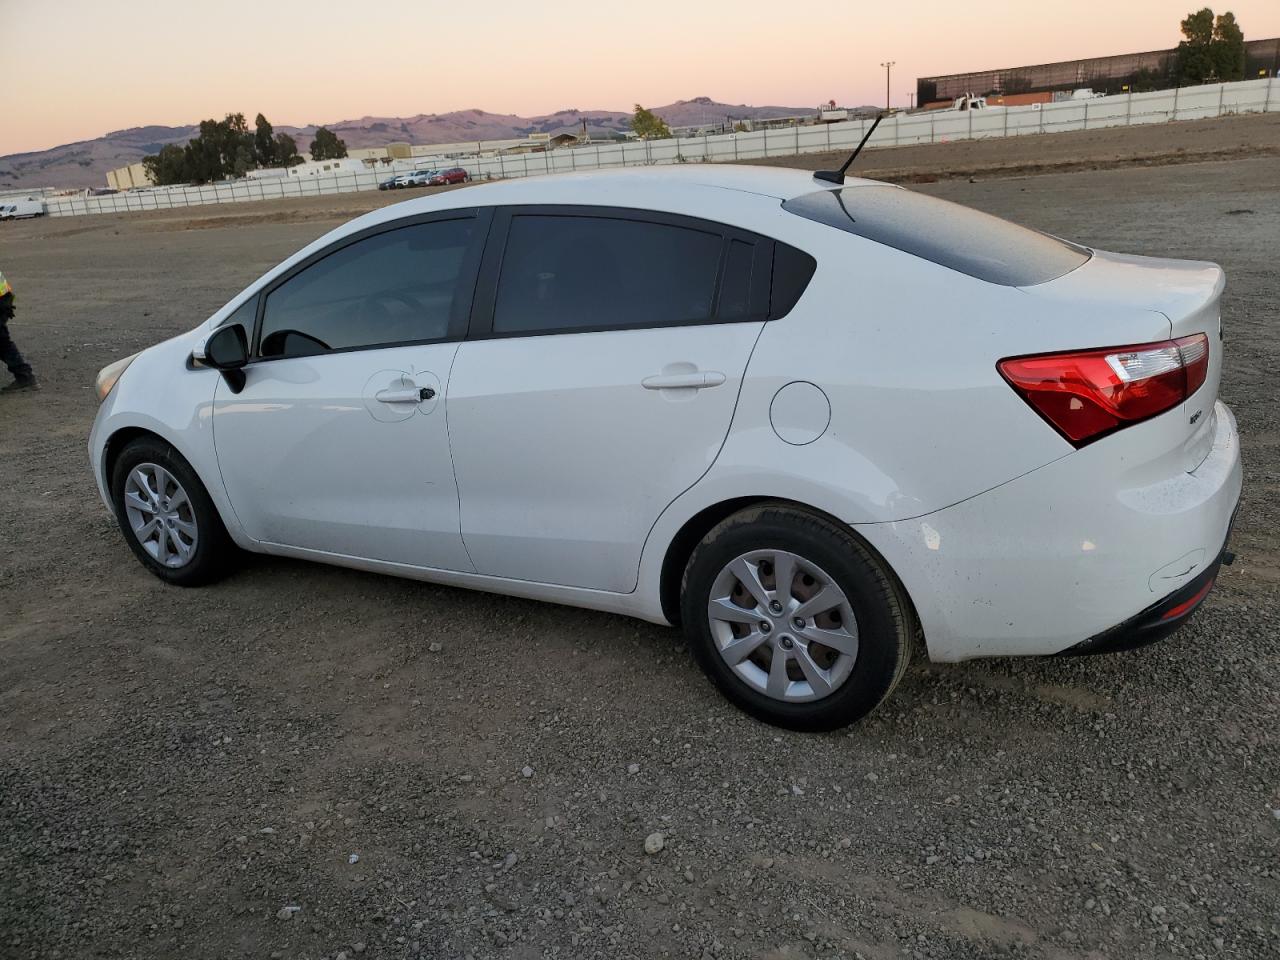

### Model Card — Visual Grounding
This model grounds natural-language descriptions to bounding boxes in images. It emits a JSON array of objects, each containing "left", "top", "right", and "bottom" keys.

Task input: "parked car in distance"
[
  {"left": 429, "top": 167, "right": 470, "bottom": 186},
  {"left": 377, "top": 175, "right": 402, "bottom": 191},
  {"left": 0, "top": 199, "right": 46, "bottom": 220},
  {"left": 88, "top": 165, "right": 1241, "bottom": 731},
  {"left": 397, "top": 169, "right": 439, "bottom": 189}
]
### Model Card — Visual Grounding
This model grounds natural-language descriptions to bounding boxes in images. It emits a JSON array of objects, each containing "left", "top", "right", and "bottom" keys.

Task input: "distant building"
[
  {"left": 106, "top": 162, "right": 154, "bottom": 190},
  {"left": 544, "top": 125, "right": 629, "bottom": 148},
  {"left": 351, "top": 138, "right": 538, "bottom": 165},
  {"left": 917, "top": 37, "right": 1280, "bottom": 104},
  {"left": 670, "top": 113, "right": 819, "bottom": 138},
  {"left": 285, "top": 158, "right": 366, "bottom": 178},
  {"left": 245, "top": 167, "right": 289, "bottom": 180}
]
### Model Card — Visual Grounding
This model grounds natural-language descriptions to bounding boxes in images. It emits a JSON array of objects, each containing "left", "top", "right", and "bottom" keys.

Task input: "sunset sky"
[{"left": 4, "top": 0, "right": 1278, "bottom": 156}]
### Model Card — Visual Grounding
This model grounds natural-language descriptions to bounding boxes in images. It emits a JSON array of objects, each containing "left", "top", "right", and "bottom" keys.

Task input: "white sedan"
[{"left": 89, "top": 166, "right": 1242, "bottom": 730}]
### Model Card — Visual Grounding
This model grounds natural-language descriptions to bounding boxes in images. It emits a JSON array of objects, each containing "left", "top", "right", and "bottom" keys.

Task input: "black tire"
[
  {"left": 109, "top": 436, "right": 236, "bottom": 587},
  {"left": 680, "top": 503, "right": 913, "bottom": 731}
]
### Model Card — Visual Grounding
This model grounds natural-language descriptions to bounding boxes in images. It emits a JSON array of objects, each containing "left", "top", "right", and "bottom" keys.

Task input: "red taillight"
[
  {"left": 1160, "top": 577, "right": 1215, "bottom": 621},
  {"left": 998, "top": 334, "right": 1209, "bottom": 446}
]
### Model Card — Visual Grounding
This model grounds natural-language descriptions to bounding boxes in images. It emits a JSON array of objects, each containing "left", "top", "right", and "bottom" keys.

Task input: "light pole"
[
  {"left": 880, "top": 61, "right": 895, "bottom": 111},
  {"left": 908, "top": 92, "right": 915, "bottom": 109}
]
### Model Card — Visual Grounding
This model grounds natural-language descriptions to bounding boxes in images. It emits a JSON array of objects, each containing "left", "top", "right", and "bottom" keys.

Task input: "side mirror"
[{"left": 195, "top": 324, "right": 249, "bottom": 393}]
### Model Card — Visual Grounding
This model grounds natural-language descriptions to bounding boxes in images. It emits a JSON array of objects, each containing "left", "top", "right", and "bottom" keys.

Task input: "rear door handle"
[
  {"left": 376, "top": 385, "right": 435, "bottom": 404},
  {"left": 641, "top": 371, "right": 726, "bottom": 390}
]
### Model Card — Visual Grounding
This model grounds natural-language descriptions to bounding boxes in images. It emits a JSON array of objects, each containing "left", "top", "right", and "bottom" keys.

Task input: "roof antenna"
[{"left": 814, "top": 113, "right": 884, "bottom": 185}]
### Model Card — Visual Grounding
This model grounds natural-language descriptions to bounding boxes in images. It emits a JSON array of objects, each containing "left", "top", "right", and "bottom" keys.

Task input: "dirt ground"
[{"left": 1, "top": 141, "right": 1278, "bottom": 959}]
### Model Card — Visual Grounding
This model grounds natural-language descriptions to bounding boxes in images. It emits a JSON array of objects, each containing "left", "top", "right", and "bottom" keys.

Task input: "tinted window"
[
  {"left": 770, "top": 243, "right": 817, "bottom": 319},
  {"left": 493, "top": 215, "right": 723, "bottom": 334},
  {"left": 260, "top": 218, "right": 473, "bottom": 358},
  {"left": 218, "top": 296, "right": 257, "bottom": 332},
  {"left": 782, "top": 186, "right": 1089, "bottom": 286},
  {"left": 717, "top": 240, "right": 755, "bottom": 321}
]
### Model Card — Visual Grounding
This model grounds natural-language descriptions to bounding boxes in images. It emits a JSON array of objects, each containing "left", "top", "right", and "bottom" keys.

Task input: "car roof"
[
  {"left": 469, "top": 164, "right": 879, "bottom": 202},
  {"left": 348, "top": 165, "right": 887, "bottom": 236}
]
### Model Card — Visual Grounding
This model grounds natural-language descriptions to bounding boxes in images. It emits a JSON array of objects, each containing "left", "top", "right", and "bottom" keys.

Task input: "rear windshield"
[{"left": 782, "top": 186, "right": 1089, "bottom": 286}]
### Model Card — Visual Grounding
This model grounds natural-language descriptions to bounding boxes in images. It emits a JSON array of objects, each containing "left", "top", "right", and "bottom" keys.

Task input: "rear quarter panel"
[
  {"left": 699, "top": 224, "right": 1178, "bottom": 526},
  {"left": 635, "top": 215, "right": 1172, "bottom": 617}
]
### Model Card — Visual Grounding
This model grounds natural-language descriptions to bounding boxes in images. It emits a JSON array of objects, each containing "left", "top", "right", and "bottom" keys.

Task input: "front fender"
[{"left": 87, "top": 330, "right": 253, "bottom": 549}]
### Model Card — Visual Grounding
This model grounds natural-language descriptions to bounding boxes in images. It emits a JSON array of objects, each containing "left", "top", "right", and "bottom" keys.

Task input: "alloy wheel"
[{"left": 123, "top": 463, "right": 198, "bottom": 569}]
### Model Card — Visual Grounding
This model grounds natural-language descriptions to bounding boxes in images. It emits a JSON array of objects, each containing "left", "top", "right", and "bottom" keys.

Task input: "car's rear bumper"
[
  {"left": 854, "top": 400, "right": 1242, "bottom": 662},
  {"left": 1059, "top": 525, "right": 1234, "bottom": 655}
]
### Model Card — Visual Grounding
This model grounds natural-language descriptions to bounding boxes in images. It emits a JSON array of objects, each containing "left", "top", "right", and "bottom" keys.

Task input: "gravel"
[{"left": 0, "top": 155, "right": 1277, "bottom": 959}]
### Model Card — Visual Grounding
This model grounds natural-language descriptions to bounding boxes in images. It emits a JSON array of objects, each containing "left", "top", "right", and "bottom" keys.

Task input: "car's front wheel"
[
  {"left": 110, "top": 437, "right": 236, "bottom": 586},
  {"left": 680, "top": 504, "right": 913, "bottom": 731}
]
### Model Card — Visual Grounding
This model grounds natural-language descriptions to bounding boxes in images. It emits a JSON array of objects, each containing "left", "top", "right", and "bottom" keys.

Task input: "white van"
[{"left": 0, "top": 199, "right": 46, "bottom": 220}]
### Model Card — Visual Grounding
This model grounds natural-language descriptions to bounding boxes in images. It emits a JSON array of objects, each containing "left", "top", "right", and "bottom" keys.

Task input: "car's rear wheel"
[
  {"left": 110, "top": 437, "right": 236, "bottom": 586},
  {"left": 680, "top": 504, "right": 913, "bottom": 731}
]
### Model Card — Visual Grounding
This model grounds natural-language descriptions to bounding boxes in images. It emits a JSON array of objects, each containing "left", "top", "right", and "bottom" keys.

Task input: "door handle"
[
  {"left": 376, "top": 385, "right": 435, "bottom": 404},
  {"left": 641, "top": 371, "right": 726, "bottom": 390}
]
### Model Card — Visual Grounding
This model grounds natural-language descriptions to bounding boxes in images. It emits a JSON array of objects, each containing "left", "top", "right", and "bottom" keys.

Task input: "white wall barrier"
[{"left": 46, "top": 77, "right": 1279, "bottom": 218}]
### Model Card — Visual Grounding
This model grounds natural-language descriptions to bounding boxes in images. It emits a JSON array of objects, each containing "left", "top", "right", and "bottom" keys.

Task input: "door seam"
[
  {"left": 208, "top": 375, "right": 250, "bottom": 536},
  {"left": 442, "top": 341, "right": 479, "bottom": 573},
  {"left": 628, "top": 319, "right": 771, "bottom": 593}
]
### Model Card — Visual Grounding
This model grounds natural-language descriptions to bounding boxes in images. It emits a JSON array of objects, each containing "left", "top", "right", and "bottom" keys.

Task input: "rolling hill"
[{"left": 0, "top": 97, "right": 832, "bottom": 190}]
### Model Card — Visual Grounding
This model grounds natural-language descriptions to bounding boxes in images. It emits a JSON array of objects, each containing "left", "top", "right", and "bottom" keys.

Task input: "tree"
[
  {"left": 274, "top": 132, "right": 303, "bottom": 167},
  {"left": 186, "top": 118, "right": 225, "bottom": 182},
  {"left": 142, "top": 111, "right": 263, "bottom": 184},
  {"left": 135, "top": 111, "right": 350, "bottom": 185},
  {"left": 254, "top": 113, "right": 277, "bottom": 167},
  {"left": 142, "top": 144, "right": 191, "bottom": 185},
  {"left": 180, "top": 113, "right": 253, "bottom": 182},
  {"left": 1176, "top": 8, "right": 1247, "bottom": 84},
  {"left": 310, "top": 126, "right": 347, "bottom": 160},
  {"left": 1211, "top": 11, "right": 1246, "bottom": 81},
  {"left": 629, "top": 105, "right": 671, "bottom": 140},
  {"left": 216, "top": 112, "right": 251, "bottom": 174},
  {"left": 232, "top": 144, "right": 256, "bottom": 178}
]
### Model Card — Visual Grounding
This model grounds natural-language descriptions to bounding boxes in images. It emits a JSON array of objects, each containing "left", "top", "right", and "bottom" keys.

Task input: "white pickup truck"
[
  {"left": 0, "top": 199, "right": 47, "bottom": 220},
  {"left": 951, "top": 93, "right": 1001, "bottom": 112}
]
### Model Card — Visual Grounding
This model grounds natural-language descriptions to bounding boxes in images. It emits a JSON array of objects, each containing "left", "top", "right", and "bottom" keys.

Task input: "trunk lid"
[{"left": 1020, "top": 249, "right": 1225, "bottom": 470}]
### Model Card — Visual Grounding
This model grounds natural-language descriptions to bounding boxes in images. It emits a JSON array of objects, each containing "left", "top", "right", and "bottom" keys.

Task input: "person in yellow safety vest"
[{"left": 0, "top": 270, "right": 38, "bottom": 393}]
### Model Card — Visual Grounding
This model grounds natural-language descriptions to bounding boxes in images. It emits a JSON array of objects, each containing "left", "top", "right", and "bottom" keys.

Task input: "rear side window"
[
  {"left": 782, "top": 186, "right": 1089, "bottom": 286},
  {"left": 258, "top": 218, "right": 474, "bottom": 358},
  {"left": 492, "top": 215, "right": 724, "bottom": 335},
  {"left": 770, "top": 243, "right": 817, "bottom": 319}
]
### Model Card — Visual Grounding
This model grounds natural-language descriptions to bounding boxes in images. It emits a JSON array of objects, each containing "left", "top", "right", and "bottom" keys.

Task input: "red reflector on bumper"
[{"left": 1160, "top": 577, "right": 1215, "bottom": 621}]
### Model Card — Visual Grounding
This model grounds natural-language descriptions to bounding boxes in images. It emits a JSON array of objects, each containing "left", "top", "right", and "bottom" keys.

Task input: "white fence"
[{"left": 46, "top": 77, "right": 1280, "bottom": 218}]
